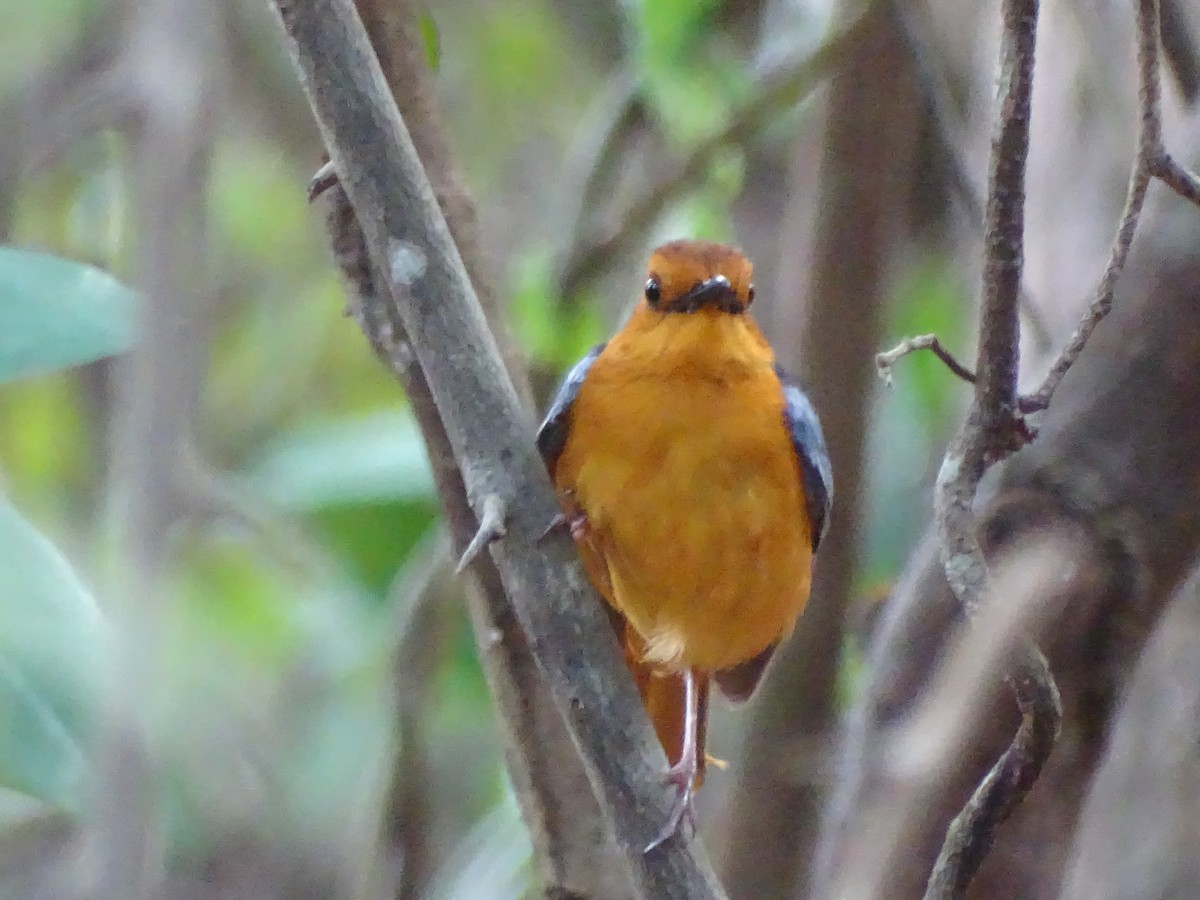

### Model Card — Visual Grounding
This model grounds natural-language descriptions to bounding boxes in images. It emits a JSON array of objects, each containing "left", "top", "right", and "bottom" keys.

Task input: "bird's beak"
[{"left": 675, "top": 275, "right": 741, "bottom": 313}]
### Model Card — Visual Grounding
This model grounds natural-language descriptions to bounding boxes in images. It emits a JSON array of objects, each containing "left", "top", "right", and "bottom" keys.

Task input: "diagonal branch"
[
  {"left": 924, "top": 1, "right": 1062, "bottom": 897},
  {"left": 1022, "top": 0, "right": 1200, "bottom": 414},
  {"left": 1150, "top": 151, "right": 1200, "bottom": 206},
  {"left": 1160, "top": 0, "right": 1200, "bottom": 105},
  {"left": 1020, "top": 0, "right": 1159, "bottom": 413},
  {"left": 267, "top": 0, "right": 726, "bottom": 896},
  {"left": 553, "top": 14, "right": 870, "bottom": 302},
  {"left": 319, "top": 3, "right": 631, "bottom": 895}
]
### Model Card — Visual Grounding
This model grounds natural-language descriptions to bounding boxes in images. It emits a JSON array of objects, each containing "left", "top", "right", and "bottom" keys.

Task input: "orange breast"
[{"left": 555, "top": 349, "right": 812, "bottom": 674}]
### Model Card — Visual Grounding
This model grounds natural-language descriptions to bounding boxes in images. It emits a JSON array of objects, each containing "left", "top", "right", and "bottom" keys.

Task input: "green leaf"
[
  {"left": 419, "top": 9, "right": 441, "bottom": 72},
  {"left": 246, "top": 410, "right": 436, "bottom": 509},
  {"left": 635, "top": 0, "right": 721, "bottom": 61},
  {"left": 0, "top": 500, "right": 105, "bottom": 807},
  {"left": 510, "top": 247, "right": 605, "bottom": 368},
  {"left": 0, "top": 246, "right": 137, "bottom": 383}
]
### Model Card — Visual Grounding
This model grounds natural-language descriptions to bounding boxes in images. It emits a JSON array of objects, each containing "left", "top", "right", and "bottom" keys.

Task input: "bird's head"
[{"left": 642, "top": 240, "right": 755, "bottom": 316}]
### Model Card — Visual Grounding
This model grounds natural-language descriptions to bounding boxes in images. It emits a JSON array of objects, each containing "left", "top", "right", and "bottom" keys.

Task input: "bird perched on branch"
[{"left": 537, "top": 239, "right": 832, "bottom": 850}]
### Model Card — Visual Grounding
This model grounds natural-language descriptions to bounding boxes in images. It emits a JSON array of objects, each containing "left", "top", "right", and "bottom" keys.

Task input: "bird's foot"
[
  {"left": 643, "top": 758, "right": 697, "bottom": 853},
  {"left": 539, "top": 495, "right": 590, "bottom": 543}
]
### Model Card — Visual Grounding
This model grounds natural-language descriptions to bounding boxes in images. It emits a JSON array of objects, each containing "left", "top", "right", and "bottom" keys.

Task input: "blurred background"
[{"left": 2, "top": 0, "right": 1199, "bottom": 898}]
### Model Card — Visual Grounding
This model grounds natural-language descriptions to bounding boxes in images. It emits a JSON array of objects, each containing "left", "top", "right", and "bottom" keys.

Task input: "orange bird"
[{"left": 536, "top": 239, "right": 832, "bottom": 848}]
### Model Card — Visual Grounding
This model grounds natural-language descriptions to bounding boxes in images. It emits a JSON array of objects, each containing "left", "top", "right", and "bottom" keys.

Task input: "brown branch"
[
  {"left": 87, "top": 1, "right": 224, "bottom": 897},
  {"left": 317, "top": 1, "right": 629, "bottom": 895},
  {"left": 875, "top": 334, "right": 976, "bottom": 388},
  {"left": 1160, "top": 0, "right": 1200, "bottom": 105},
  {"left": 376, "top": 530, "right": 453, "bottom": 900},
  {"left": 925, "top": 0, "right": 1061, "bottom": 896},
  {"left": 818, "top": 252, "right": 1200, "bottom": 897},
  {"left": 935, "top": 0, "right": 1039, "bottom": 614},
  {"left": 1023, "top": 0, "right": 1200, "bottom": 415},
  {"left": 718, "top": 10, "right": 923, "bottom": 897},
  {"left": 549, "top": 73, "right": 645, "bottom": 317},
  {"left": 1021, "top": 0, "right": 1160, "bottom": 414},
  {"left": 922, "top": 644, "right": 1061, "bottom": 899},
  {"left": 554, "top": 14, "right": 870, "bottom": 301},
  {"left": 352, "top": 0, "right": 531, "bottom": 407},
  {"left": 817, "top": 536, "right": 1077, "bottom": 900},
  {"left": 1150, "top": 151, "right": 1200, "bottom": 206},
  {"left": 268, "top": 0, "right": 725, "bottom": 896}
]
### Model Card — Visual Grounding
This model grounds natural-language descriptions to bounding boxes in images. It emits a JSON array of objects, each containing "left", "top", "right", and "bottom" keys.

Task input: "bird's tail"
[{"left": 623, "top": 627, "right": 709, "bottom": 788}]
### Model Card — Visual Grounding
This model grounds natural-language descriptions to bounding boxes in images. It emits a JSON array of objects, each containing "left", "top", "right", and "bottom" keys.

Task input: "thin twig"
[
  {"left": 554, "top": 14, "right": 870, "bottom": 301},
  {"left": 875, "top": 334, "right": 976, "bottom": 388},
  {"left": 1150, "top": 151, "right": 1200, "bottom": 207},
  {"left": 550, "top": 72, "right": 645, "bottom": 314},
  {"left": 924, "top": 0, "right": 1062, "bottom": 896},
  {"left": 1021, "top": 0, "right": 1161, "bottom": 414},
  {"left": 886, "top": 0, "right": 1053, "bottom": 354},
  {"left": 378, "top": 530, "right": 453, "bottom": 900},
  {"left": 923, "top": 645, "right": 1061, "bottom": 899},
  {"left": 269, "top": 0, "right": 725, "bottom": 895}
]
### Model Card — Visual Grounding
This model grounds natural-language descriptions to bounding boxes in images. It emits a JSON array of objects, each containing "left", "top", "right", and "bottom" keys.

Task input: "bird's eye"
[
  {"left": 645, "top": 277, "right": 662, "bottom": 305},
  {"left": 747, "top": 283, "right": 756, "bottom": 304}
]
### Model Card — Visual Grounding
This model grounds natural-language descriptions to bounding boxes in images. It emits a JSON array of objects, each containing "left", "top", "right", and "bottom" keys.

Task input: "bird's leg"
[{"left": 644, "top": 668, "right": 699, "bottom": 852}]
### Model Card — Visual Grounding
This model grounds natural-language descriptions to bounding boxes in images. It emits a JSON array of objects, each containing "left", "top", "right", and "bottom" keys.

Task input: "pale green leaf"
[
  {"left": 0, "top": 500, "right": 105, "bottom": 807},
  {"left": 0, "top": 247, "right": 137, "bottom": 383},
  {"left": 246, "top": 410, "right": 436, "bottom": 509}
]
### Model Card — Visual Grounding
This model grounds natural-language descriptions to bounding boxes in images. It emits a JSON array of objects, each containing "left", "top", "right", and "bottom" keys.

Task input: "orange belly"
[{"left": 555, "top": 365, "right": 812, "bottom": 673}]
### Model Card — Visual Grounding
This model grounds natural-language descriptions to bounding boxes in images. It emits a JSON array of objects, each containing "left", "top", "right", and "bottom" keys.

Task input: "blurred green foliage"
[{"left": 0, "top": 498, "right": 103, "bottom": 808}]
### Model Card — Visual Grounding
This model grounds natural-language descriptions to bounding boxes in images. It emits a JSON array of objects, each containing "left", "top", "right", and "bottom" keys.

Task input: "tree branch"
[
  {"left": 718, "top": 10, "right": 923, "bottom": 897},
  {"left": 268, "top": 0, "right": 725, "bottom": 896},
  {"left": 922, "top": 643, "right": 1060, "bottom": 899},
  {"left": 1022, "top": 0, "right": 1200, "bottom": 414},
  {"left": 875, "top": 334, "right": 976, "bottom": 388},
  {"left": 1020, "top": 0, "right": 1159, "bottom": 413},
  {"left": 553, "top": 14, "right": 870, "bottom": 302},
  {"left": 925, "top": 1, "right": 1062, "bottom": 895},
  {"left": 1150, "top": 151, "right": 1200, "bottom": 206},
  {"left": 1160, "top": 0, "right": 1200, "bottom": 105},
  {"left": 88, "top": 1, "right": 223, "bottom": 896},
  {"left": 316, "top": 2, "right": 631, "bottom": 895}
]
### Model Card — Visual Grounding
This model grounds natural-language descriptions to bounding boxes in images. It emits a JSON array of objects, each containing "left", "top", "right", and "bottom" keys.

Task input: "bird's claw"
[
  {"left": 643, "top": 760, "right": 697, "bottom": 853},
  {"left": 539, "top": 509, "right": 589, "bottom": 543}
]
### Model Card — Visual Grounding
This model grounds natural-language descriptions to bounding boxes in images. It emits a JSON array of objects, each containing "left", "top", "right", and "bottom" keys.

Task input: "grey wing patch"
[
  {"left": 535, "top": 343, "right": 605, "bottom": 471},
  {"left": 773, "top": 364, "right": 833, "bottom": 552}
]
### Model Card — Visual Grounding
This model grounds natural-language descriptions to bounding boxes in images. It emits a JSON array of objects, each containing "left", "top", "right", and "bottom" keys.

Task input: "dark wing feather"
[
  {"left": 773, "top": 364, "right": 833, "bottom": 552},
  {"left": 535, "top": 344, "right": 605, "bottom": 473},
  {"left": 714, "top": 641, "right": 778, "bottom": 702}
]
